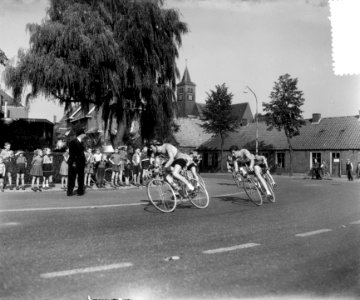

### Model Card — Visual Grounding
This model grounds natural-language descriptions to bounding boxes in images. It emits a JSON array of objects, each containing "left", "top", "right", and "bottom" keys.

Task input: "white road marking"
[
  {"left": 349, "top": 220, "right": 360, "bottom": 225},
  {"left": 0, "top": 222, "right": 20, "bottom": 227},
  {"left": 203, "top": 243, "right": 260, "bottom": 254},
  {"left": 0, "top": 192, "right": 244, "bottom": 213},
  {"left": 295, "top": 229, "right": 332, "bottom": 237},
  {"left": 40, "top": 262, "right": 133, "bottom": 278}
]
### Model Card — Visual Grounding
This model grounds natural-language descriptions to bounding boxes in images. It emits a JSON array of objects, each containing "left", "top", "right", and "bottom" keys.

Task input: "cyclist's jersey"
[{"left": 232, "top": 149, "right": 254, "bottom": 165}]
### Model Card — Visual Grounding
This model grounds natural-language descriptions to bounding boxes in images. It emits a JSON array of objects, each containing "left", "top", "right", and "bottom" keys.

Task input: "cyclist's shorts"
[
  {"left": 236, "top": 159, "right": 250, "bottom": 167},
  {"left": 172, "top": 158, "right": 187, "bottom": 169},
  {"left": 255, "top": 163, "right": 266, "bottom": 169},
  {"left": 187, "top": 163, "right": 197, "bottom": 170}
]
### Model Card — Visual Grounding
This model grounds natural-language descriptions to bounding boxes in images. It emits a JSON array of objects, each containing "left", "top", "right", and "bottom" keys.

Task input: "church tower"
[{"left": 176, "top": 66, "right": 196, "bottom": 118}]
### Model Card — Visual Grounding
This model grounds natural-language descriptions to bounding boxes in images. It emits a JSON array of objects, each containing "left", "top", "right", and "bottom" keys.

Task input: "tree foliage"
[
  {"left": 263, "top": 74, "right": 305, "bottom": 175},
  {"left": 201, "top": 83, "right": 239, "bottom": 170},
  {"left": 4, "top": 0, "right": 188, "bottom": 144},
  {"left": 0, "top": 49, "right": 8, "bottom": 66}
]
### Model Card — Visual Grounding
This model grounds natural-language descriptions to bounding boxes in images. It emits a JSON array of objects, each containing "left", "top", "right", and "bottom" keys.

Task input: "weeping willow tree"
[{"left": 4, "top": 0, "right": 187, "bottom": 144}]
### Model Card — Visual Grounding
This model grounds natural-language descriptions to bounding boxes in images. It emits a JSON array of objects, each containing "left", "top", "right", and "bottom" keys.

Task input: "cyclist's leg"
[
  {"left": 172, "top": 163, "right": 194, "bottom": 191},
  {"left": 254, "top": 165, "right": 271, "bottom": 196}
]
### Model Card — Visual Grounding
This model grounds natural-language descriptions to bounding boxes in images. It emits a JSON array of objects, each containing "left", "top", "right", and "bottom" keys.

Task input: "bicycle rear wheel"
[
  {"left": 242, "top": 177, "right": 263, "bottom": 206},
  {"left": 147, "top": 179, "right": 177, "bottom": 213},
  {"left": 189, "top": 180, "right": 210, "bottom": 209},
  {"left": 263, "top": 173, "right": 276, "bottom": 203}
]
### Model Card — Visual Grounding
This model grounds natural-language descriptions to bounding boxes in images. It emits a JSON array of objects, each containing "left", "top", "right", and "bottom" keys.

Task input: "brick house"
[{"left": 198, "top": 113, "right": 360, "bottom": 176}]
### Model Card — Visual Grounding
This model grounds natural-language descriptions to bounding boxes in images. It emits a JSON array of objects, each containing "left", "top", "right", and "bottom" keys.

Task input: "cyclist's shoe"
[
  {"left": 267, "top": 193, "right": 273, "bottom": 200},
  {"left": 188, "top": 189, "right": 197, "bottom": 198}
]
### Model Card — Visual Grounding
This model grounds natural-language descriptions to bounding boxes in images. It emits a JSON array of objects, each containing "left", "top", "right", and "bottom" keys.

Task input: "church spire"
[{"left": 179, "top": 66, "right": 195, "bottom": 85}]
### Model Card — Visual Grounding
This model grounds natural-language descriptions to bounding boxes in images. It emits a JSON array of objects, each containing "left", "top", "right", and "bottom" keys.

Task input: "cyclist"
[
  {"left": 229, "top": 145, "right": 273, "bottom": 200},
  {"left": 254, "top": 154, "right": 277, "bottom": 188},
  {"left": 149, "top": 140, "right": 196, "bottom": 194}
]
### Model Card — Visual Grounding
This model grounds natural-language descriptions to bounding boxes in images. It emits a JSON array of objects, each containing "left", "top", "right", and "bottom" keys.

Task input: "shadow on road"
[{"left": 216, "top": 195, "right": 254, "bottom": 206}]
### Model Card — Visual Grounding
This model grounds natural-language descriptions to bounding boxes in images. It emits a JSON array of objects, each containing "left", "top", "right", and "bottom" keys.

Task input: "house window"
[
  {"left": 188, "top": 94, "right": 193, "bottom": 101},
  {"left": 178, "top": 88, "right": 183, "bottom": 93},
  {"left": 311, "top": 152, "right": 321, "bottom": 167},
  {"left": 207, "top": 153, "right": 212, "bottom": 166},
  {"left": 178, "top": 94, "right": 183, "bottom": 101},
  {"left": 187, "top": 87, "right": 193, "bottom": 93},
  {"left": 276, "top": 152, "right": 285, "bottom": 168}
]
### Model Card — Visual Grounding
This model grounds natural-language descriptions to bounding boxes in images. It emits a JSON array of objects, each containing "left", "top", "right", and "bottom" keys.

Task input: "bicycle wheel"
[
  {"left": 147, "top": 179, "right": 177, "bottom": 213},
  {"left": 189, "top": 180, "right": 210, "bottom": 209},
  {"left": 242, "top": 176, "right": 263, "bottom": 206},
  {"left": 263, "top": 173, "right": 276, "bottom": 203}
]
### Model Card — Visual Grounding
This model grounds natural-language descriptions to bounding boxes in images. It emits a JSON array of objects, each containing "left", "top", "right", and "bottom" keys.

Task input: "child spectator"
[
  {"left": 96, "top": 153, "right": 107, "bottom": 188},
  {"left": 30, "top": 149, "right": 43, "bottom": 192},
  {"left": 5, "top": 150, "right": 16, "bottom": 190},
  {"left": 93, "top": 148, "right": 102, "bottom": 181},
  {"left": 84, "top": 148, "right": 94, "bottom": 188},
  {"left": 109, "top": 147, "right": 121, "bottom": 187},
  {"left": 124, "top": 158, "right": 132, "bottom": 186},
  {"left": 1, "top": 142, "right": 11, "bottom": 189},
  {"left": 132, "top": 147, "right": 141, "bottom": 186},
  {"left": 0, "top": 157, "right": 5, "bottom": 192},
  {"left": 15, "top": 150, "right": 27, "bottom": 190},
  {"left": 42, "top": 148, "right": 53, "bottom": 190},
  {"left": 140, "top": 146, "right": 151, "bottom": 186},
  {"left": 118, "top": 145, "right": 128, "bottom": 186},
  {"left": 59, "top": 147, "right": 69, "bottom": 190}
]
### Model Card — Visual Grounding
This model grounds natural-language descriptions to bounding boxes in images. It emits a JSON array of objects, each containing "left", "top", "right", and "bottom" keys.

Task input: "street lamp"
[{"left": 244, "top": 86, "right": 258, "bottom": 155}]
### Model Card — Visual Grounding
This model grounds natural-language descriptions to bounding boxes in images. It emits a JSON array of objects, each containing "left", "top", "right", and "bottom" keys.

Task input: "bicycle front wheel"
[
  {"left": 189, "top": 180, "right": 210, "bottom": 209},
  {"left": 147, "top": 179, "right": 177, "bottom": 213},
  {"left": 242, "top": 177, "right": 263, "bottom": 206}
]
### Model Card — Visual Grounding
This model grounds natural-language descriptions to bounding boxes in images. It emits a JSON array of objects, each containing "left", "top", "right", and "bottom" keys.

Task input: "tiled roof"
[
  {"left": 230, "top": 103, "right": 251, "bottom": 121},
  {"left": 199, "top": 115, "right": 360, "bottom": 151},
  {"left": 173, "top": 117, "right": 213, "bottom": 148},
  {"left": 0, "top": 89, "right": 23, "bottom": 107}
]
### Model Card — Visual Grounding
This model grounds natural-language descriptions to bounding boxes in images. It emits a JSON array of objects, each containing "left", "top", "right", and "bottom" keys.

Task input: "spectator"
[
  {"left": 132, "top": 147, "right": 141, "bottom": 186},
  {"left": 357, "top": 162, "right": 360, "bottom": 179},
  {"left": 140, "top": 146, "right": 151, "bottom": 186},
  {"left": 5, "top": 150, "right": 16, "bottom": 190},
  {"left": 345, "top": 159, "right": 353, "bottom": 181},
  {"left": 1, "top": 142, "right": 11, "bottom": 188},
  {"left": 124, "top": 158, "right": 132, "bottom": 186},
  {"left": 59, "top": 147, "right": 69, "bottom": 190},
  {"left": 93, "top": 148, "right": 102, "bottom": 181},
  {"left": 15, "top": 150, "right": 27, "bottom": 190},
  {"left": 42, "top": 148, "right": 53, "bottom": 190},
  {"left": 30, "top": 149, "right": 43, "bottom": 192},
  {"left": 67, "top": 126, "right": 86, "bottom": 196},
  {"left": 0, "top": 157, "right": 6, "bottom": 192},
  {"left": 96, "top": 153, "right": 107, "bottom": 188},
  {"left": 109, "top": 147, "right": 121, "bottom": 187},
  {"left": 118, "top": 145, "right": 128, "bottom": 186},
  {"left": 84, "top": 148, "right": 94, "bottom": 188}
]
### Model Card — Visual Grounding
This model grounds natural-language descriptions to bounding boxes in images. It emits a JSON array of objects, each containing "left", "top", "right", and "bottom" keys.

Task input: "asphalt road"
[{"left": 1, "top": 175, "right": 359, "bottom": 300}]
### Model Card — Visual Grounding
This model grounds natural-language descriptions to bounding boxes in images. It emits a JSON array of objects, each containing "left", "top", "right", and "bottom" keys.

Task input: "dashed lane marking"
[
  {"left": 0, "top": 222, "right": 20, "bottom": 227},
  {"left": 349, "top": 220, "right": 360, "bottom": 225},
  {"left": 295, "top": 229, "right": 332, "bottom": 237},
  {"left": 0, "top": 192, "right": 244, "bottom": 213},
  {"left": 203, "top": 243, "right": 260, "bottom": 254},
  {"left": 40, "top": 263, "right": 133, "bottom": 278}
]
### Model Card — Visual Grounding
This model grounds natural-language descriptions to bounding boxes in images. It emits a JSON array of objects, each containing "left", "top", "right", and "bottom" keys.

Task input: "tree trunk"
[
  {"left": 286, "top": 135, "right": 293, "bottom": 176},
  {"left": 111, "top": 113, "right": 127, "bottom": 147}
]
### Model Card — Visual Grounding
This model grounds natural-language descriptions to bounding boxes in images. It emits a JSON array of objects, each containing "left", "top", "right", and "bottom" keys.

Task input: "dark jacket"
[{"left": 68, "top": 138, "right": 86, "bottom": 168}]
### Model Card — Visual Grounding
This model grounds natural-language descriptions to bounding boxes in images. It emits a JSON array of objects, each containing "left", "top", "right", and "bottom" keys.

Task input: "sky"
[{"left": 0, "top": 0, "right": 359, "bottom": 122}]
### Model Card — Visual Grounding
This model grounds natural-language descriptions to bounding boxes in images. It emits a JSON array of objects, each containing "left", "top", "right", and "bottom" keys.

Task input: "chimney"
[
  {"left": 53, "top": 115, "right": 57, "bottom": 124},
  {"left": 312, "top": 113, "right": 321, "bottom": 124}
]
